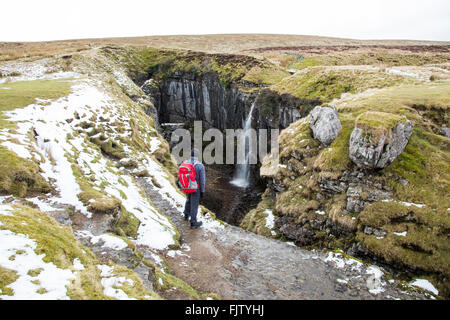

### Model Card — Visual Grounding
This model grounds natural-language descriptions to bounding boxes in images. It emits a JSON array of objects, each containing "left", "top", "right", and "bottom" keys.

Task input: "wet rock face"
[
  {"left": 143, "top": 72, "right": 248, "bottom": 130},
  {"left": 142, "top": 72, "right": 311, "bottom": 132},
  {"left": 275, "top": 216, "right": 315, "bottom": 246},
  {"left": 349, "top": 120, "right": 414, "bottom": 169},
  {"left": 309, "top": 106, "right": 342, "bottom": 146},
  {"left": 254, "top": 89, "right": 317, "bottom": 130}
]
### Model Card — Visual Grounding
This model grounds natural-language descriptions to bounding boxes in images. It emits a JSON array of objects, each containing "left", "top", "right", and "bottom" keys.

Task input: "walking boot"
[{"left": 190, "top": 221, "right": 203, "bottom": 229}]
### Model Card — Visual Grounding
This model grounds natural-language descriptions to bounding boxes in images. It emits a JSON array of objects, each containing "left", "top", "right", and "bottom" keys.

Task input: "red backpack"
[{"left": 177, "top": 161, "right": 199, "bottom": 193}]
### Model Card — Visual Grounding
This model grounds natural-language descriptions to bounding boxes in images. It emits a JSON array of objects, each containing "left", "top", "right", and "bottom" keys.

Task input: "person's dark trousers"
[{"left": 183, "top": 189, "right": 201, "bottom": 224}]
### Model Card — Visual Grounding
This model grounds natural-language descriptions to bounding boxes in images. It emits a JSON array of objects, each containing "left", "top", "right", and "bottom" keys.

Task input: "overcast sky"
[{"left": 1, "top": 0, "right": 449, "bottom": 42}]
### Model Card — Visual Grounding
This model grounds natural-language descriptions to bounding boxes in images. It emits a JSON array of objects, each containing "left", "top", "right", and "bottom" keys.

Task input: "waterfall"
[{"left": 230, "top": 102, "right": 256, "bottom": 188}]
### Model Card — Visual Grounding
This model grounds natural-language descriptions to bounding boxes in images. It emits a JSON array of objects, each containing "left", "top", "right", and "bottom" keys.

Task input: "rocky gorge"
[
  {"left": 0, "top": 41, "right": 448, "bottom": 300},
  {"left": 118, "top": 46, "right": 449, "bottom": 297}
]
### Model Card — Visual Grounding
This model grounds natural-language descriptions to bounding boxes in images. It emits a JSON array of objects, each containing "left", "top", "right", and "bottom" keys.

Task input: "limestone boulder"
[
  {"left": 309, "top": 106, "right": 342, "bottom": 146},
  {"left": 349, "top": 111, "right": 413, "bottom": 169}
]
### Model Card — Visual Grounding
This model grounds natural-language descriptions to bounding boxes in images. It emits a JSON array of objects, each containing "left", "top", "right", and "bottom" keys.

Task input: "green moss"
[
  {"left": 358, "top": 201, "right": 449, "bottom": 289},
  {"left": 354, "top": 111, "right": 409, "bottom": 145},
  {"left": 107, "top": 264, "right": 162, "bottom": 300},
  {"left": 289, "top": 58, "right": 320, "bottom": 70},
  {"left": 356, "top": 111, "right": 406, "bottom": 131},
  {"left": 115, "top": 206, "right": 140, "bottom": 239},
  {"left": 0, "top": 79, "right": 72, "bottom": 113},
  {"left": 272, "top": 67, "right": 415, "bottom": 103},
  {"left": 37, "top": 288, "right": 48, "bottom": 294},
  {"left": 154, "top": 265, "right": 217, "bottom": 300},
  {"left": 313, "top": 117, "right": 353, "bottom": 172},
  {"left": 90, "top": 137, "right": 127, "bottom": 160},
  {"left": 27, "top": 268, "right": 43, "bottom": 277},
  {"left": 337, "top": 83, "right": 450, "bottom": 126},
  {"left": 385, "top": 128, "right": 449, "bottom": 210},
  {"left": 102, "top": 46, "right": 288, "bottom": 89},
  {"left": 71, "top": 164, "right": 122, "bottom": 214},
  {"left": 161, "top": 151, "right": 178, "bottom": 178},
  {"left": 0, "top": 205, "right": 90, "bottom": 269},
  {"left": 0, "top": 266, "right": 18, "bottom": 296},
  {"left": 0, "top": 145, "right": 51, "bottom": 197},
  {"left": 240, "top": 198, "right": 279, "bottom": 238},
  {"left": 241, "top": 63, "right": 290, "bottom": 85}
]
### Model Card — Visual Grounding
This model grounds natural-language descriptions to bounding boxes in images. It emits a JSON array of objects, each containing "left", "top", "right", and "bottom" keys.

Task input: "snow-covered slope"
[{"left": 0, "top": 52, "right": 221, "bottom": 299}]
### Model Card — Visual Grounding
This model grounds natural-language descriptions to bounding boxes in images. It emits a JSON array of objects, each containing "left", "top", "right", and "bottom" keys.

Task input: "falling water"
[{"left": 230, "top": 102, "right": 256, "bottom": 188}]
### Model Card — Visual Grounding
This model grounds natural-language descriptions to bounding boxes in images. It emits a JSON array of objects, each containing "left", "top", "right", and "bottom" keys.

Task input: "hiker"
[{"left": 178, "top": 148, "right": 206, "bottom": 229}]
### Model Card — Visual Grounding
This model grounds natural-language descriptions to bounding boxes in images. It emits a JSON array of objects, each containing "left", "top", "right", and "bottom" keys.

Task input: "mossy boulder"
[{"left": 349, "top": 111, "right": 414, "bottom": 169}]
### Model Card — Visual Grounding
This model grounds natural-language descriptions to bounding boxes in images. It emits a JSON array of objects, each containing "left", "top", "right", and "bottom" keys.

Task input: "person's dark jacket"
[{"left": 190, "top": 156, "right": 206, "bottom": 193}]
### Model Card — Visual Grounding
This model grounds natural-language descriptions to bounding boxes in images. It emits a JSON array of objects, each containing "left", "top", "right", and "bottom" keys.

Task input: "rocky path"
[{"left": 137, "top": 178, "right": 428, "bottom": 300}]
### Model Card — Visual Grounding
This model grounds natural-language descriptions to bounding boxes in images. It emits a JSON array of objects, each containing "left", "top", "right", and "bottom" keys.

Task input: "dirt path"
[{"left": 137, "top": 178, "right": 428, "bottom": 300}]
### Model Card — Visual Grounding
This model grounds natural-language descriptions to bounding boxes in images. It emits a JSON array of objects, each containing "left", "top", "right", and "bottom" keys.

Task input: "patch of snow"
[
  {"left": 26, "top": 197, "right": 58, "bottom": 213},
  {"left": 98, "top": 265, "right": 136, "bottom": 300},
  {"left": 149, "top": 137, "right": 162, "bottom": 153},
  {"left": 2, "top": 78, "right": 182, "bottom": 250},
  {"left": 263, "top": 209, "right": 275, "bottom": 229},
  {"left": 0, "top": 58, "right": 80, "bottom": 83},
  {"left": 105, "top": 174, "right": 176, "bottom": 250},
  {"left": 0, "top": 205, "right": 15, "bottom": 216},
  {"left": 1, "top": 140, "right": 33, "bottom": 159},
  {"left": 0, "top": 228, "right": 75, "bottom": 300},
  {"left": 393, "top": 231, "right": 407, "bottom": 237},
  {"left": 3, "top": 83, "right": 113, "bottom": 218},
  {"left": 366, "top": 266, "right": 386, "bottom": 295},
  {"left": 315, "top": 210, "right": 326, "bottom": 215},
  {"left": 324, "top": 251, "right": 363, "bottom": 272},
  {"left": 381, "top": 199, "right": 425, "bottom": 208},
  {"left": 167, "top": 250, "right": 188, "bottom": 258},
  {"left": 410, "top": 279, "right": 439, "bottom": 295},
  {"left": 73, "top": 258, "right": 85, "bottom": 271},
  {"left": 386, "top": 68, "right": 420, "bottom": 79},
  {"left": 97, "top": 264, "right": 114, "bottom": 277},
  {"left": 90, "top": 234, "right": 128, "bottom": 251}
]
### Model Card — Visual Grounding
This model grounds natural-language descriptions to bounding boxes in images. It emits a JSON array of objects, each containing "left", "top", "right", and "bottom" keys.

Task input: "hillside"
[
  {"left": 0, "top": 34, "right": 449, "bottom": 300},
  {"left": 1, "top": 33, "right": 449, "bottom": 62}
]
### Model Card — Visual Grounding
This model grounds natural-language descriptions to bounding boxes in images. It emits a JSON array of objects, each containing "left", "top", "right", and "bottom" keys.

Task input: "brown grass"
[{"left": 1, "top": 34, "right": 449, "bottom": 62}]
